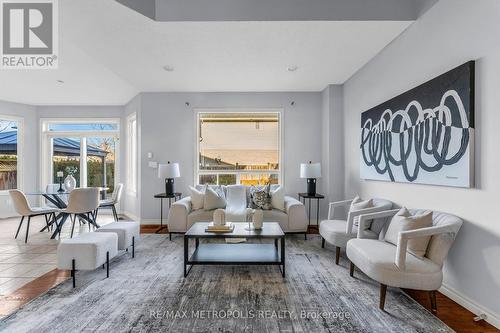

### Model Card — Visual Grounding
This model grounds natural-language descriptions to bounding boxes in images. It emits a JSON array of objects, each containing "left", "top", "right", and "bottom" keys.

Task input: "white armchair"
[
  {"left": 346, "top": 208, "right": 463, "bottom": 313},
  {"left": 319, "top": 198, "right": 393, "bottom": 264}
]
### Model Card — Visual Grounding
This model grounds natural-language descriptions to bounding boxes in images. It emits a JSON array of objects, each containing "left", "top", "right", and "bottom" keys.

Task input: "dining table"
[{"left": 26, "top": 187, "right": 108, "bottom": 239}]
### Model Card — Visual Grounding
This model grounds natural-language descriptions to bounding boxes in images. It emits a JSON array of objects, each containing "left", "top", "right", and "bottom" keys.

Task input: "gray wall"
[
  {"left": 0, "top": 100, "right": 37, "bottom": 217},
  {"left": 36, "top": 105, "right": 123, "bottom": 119},
  {"left": 321, "top": 85, "right": 344, "bottom": 217},
  {"left": 343, "top": 0, "right": 500, "bottom": 324},
  {"left": 138, "top": 92, "right": 323, "bottom": 222}
]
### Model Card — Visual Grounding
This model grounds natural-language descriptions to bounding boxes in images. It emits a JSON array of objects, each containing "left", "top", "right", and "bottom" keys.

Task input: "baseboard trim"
[
  {"left": 439, "top": 283, "right": 500, "bottom": 329},
  {"left": 122, "top": 211, "right": 140, "bottom": 222},
  {"left": 140, "top": 218, "right": 163, "bottom": 225}
]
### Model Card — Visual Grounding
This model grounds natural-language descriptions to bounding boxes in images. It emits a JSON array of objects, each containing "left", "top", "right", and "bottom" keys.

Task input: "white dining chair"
[
  {"left": 59, "top": 188, "right": 100, "bottom": 238},
  {"left": 9, "top": 190, "right": 58, "bottom": 243},
  {"left": 97, "top": 183, "right": 123, "bottom": 222}
]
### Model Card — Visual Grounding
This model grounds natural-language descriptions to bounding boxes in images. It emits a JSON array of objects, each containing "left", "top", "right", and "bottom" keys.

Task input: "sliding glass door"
[
  {"left": 51, "top": 137, "right": 81, "bottom": 188},
  {"left": 86, "top": 137, "right": 117, "bottom": 197},
  {"left": 41, "top": 120, "right": 119, "bottom": 198}
]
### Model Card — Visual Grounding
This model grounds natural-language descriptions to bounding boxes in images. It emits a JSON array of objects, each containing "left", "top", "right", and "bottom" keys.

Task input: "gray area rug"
[{"left": 0, "top": 235, "right": 452, "bottom": 333}]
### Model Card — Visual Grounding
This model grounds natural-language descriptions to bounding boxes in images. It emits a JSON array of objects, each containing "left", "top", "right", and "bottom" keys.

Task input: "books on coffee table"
[{"left": 205, "top": 222, "right": 234, "bottom": 233}]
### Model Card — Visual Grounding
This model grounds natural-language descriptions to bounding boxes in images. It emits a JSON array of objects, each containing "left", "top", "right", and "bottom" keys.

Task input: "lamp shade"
[
  {"left": 300, "top": 162, "right": 321, "bottom": 178},
  {"left": 158, "top": 162, "right": 180, "bottom": 179}
]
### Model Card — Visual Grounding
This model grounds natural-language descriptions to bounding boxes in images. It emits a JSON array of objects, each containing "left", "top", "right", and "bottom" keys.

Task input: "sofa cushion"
[
  {"left": 270, "top": 186, "right": 285, "bottom": 211},
  {"left": 347, "top": 239, "right": 442, "bottom": 290},
  {"left": 319, "top": 219, "right": 377, "bottom": 248},
  {"left": 250, "top": 185, "right": 272, "bottom": 210},
  {"left": 189, "top": 186, "right": 205, "bottom": 210},
  {"left": 187, "top": 209, "right": 215, "bottom": 228},
  {"left": 385, "top": 207, "right": 433, "bottom": 257},
  {"left": 225, "top": 185, "right": 248, "bottom": 222},
  {"left": 263, "top": 209, "right": 288, "bottom": 231},
  {"left": 204, "top": 186, "right": 226, "bottom": 210}
]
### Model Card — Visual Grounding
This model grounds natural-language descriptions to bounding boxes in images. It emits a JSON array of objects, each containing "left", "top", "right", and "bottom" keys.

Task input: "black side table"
[
  {"left": 298, "top": 193, "right": 325, "bottom": 229},
  {"left": 154, "top": 192, "right": 182, "bottom": 238}
]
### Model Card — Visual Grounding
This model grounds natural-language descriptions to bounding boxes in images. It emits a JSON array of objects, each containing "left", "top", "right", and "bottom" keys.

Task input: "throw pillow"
[
  {"left": 251, "top": 185, "right": 272, "bottom": 210},
  {"left": 189, "top": 186, "right": 205, "bottom": 210},
  {"left": 350, "top": 195, "right": 373, "bottom": 229},
  {"left": 270, "top": 186, "right": 285, "bottom": 211},
  {"left": 385, "top": 207, "right": 433, "bottom": 257},
  {"left": 204, "top": 186, "right": 226, "bottom": 210}
]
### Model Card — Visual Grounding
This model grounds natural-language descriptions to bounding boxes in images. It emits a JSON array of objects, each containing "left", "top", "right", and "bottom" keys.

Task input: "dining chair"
[
  {"left": 59, "top": 188, "right": 100, "bottom": 238},
  {"left": 9, "top": 190, "right": 58, "bottom": 243},
  {"left": 97, "top": 183, "right": 123, "bottom": 222}
]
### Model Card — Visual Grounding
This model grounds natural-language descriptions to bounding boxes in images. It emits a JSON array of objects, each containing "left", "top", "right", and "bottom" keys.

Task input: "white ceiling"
[{"left": 0, "top": 0, "right": 412, "bottom": 105}]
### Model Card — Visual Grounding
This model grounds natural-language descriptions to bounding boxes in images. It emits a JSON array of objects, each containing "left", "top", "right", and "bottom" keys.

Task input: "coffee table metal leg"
[
  {"left": 281, "top": 236, "right": 285, "bottom": 277},
  {"left": 184, "top": 236, "right": 188, "bottom": 277}
]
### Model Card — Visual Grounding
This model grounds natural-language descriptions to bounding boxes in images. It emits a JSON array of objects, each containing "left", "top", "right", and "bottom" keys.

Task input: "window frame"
[
  {"left": 40, "top": 118, "right": 120, "bottom": 191},
  {"left": 194, "top": 108, "right": 284, "bottom": 186},
  {"left": 126, "top": 113, "right": 138, "bottom": 196},
  {"left": 0, "top": 114, "right": 24, "bottom": 192}
]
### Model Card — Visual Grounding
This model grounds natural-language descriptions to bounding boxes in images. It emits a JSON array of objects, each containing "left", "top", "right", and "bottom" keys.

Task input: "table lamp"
[
  {"left": 158, "top": 161, "right": 180, "bottom": 195},
  {"left": 300, "top": 161, "right": 321, "bottom": 196}
]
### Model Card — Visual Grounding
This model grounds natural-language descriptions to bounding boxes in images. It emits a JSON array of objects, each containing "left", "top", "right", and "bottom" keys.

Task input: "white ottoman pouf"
[
  {"left": 95, "top": 221, "right": 140, "bottom": 257},
  {"left": 57, "top": 232, "right": 118, "bottom": 287}
]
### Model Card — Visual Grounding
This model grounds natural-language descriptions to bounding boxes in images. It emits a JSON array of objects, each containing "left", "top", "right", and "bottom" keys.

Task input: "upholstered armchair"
[
  {"left": 319, "top": 198, "right": 393, "bottom": 264},
  {"left": 346, "top": 209, "right": 463, "bottom": 313}
]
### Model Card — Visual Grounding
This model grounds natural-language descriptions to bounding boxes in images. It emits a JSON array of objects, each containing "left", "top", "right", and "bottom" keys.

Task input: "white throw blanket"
[{"left": 225, "top": 185, "right": 248, "bottom": 222}]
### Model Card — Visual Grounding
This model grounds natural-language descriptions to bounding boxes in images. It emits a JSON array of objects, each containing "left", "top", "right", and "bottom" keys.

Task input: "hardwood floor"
[
  {"left": 0, "top": 268, "right": 69, "bottom": 317},
  {"left": 1, "top": 224, "right": 497, "bottom": 332},
  {"left": 404, "top": 289, "right": 498, "bottom": 333}
]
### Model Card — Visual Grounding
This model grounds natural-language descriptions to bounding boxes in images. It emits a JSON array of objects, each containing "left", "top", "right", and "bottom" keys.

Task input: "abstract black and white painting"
[{"left": 360, "top": 61, "right": 475, "bottom": 188}]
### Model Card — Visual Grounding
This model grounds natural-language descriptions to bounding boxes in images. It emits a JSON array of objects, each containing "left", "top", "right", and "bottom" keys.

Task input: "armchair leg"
[
  {"left": 321, "top": 237, "right": 325, "bottom": 248},
  {"left": 380, "top": 284, "right": 387, "bottom": 311},
  {"left": 429, "top": 290, "right": 437, "bottom": 314},
  {"left": 349, "top": 262, "right": 355, "bottom": 277},
  {"left": 335, "top": 246, "right": 340, "bottom": 265}
]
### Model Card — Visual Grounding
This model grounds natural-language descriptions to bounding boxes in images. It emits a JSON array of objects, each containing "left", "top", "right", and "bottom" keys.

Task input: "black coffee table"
[{"left": 183, "top": 222, "right": 285, "bottom": 278}]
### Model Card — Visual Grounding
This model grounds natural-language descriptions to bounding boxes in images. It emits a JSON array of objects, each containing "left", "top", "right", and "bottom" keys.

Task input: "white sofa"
[{"left": 167, "top": 185, "right": 308, "bottom": 239}]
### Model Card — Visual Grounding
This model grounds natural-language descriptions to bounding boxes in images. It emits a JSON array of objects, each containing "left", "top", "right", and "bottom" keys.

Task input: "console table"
[{"left": 154, "top": 192, "right": 182, "bottom": 237}]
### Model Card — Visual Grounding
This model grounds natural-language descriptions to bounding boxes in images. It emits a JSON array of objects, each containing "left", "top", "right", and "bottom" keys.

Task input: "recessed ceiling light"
[
  {"left": 162, "top": 65, "right": 174, "bottom": 72},
  {"left": 287, "top": 65, "right": 298, "bottom": 72},
  {"left": 56, "top": 79, "right": 64, "bottom": 83}
]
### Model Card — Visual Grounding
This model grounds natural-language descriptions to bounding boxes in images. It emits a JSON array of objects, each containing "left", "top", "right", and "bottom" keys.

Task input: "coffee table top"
[{"left": 185, "top": 222, "right": 284, "bottom": 238}]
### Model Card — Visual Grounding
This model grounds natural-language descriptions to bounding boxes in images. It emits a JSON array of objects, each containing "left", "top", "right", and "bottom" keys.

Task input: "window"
[
  {"left": 41, "top": 119, "right": 119, "bottom": 198},
  {"left": 126, "top": 113, "right": 137, "bottom": 195},
  {"left": 0, "top": 116, "right": 23, "bottom": 191},
  {"left": 196, "top": 111, "right": 281, "bottom": 186}
]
